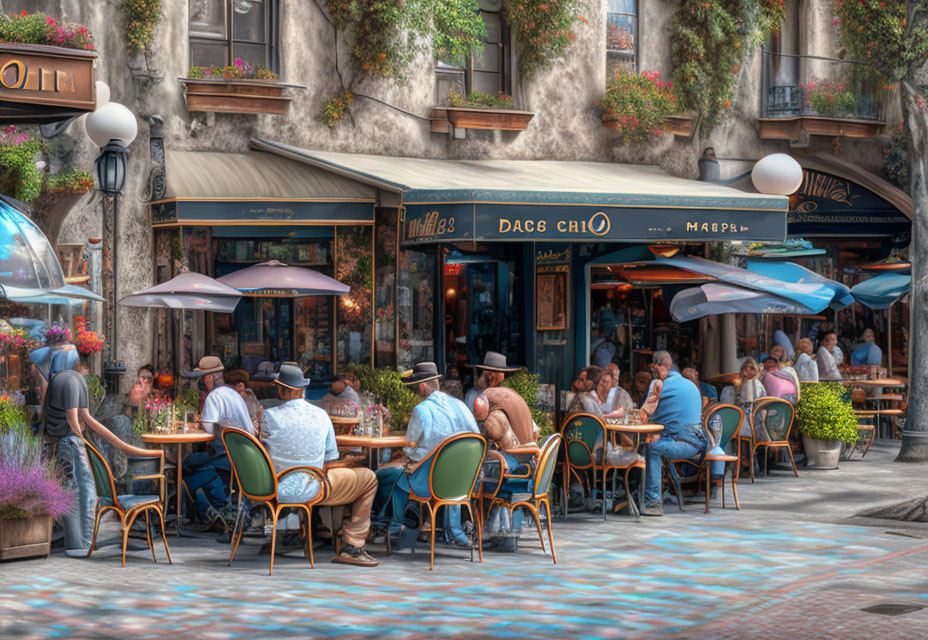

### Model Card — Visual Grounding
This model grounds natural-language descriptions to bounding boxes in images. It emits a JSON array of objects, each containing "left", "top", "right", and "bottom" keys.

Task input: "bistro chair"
[
  {"left": 746, "top": 397, "right": 799, "bottom": 482},
  {"left": 83, "top": 438, "right": 172, "bottom": 567},
  {"left": 406, "top": 432, "right": 487, "bottom": 571},
  {"left": 221, "top": 427, "right": 329, "bottom": 576},
  {"left": 484, "top": 434, "right": 562, "bottom": 564},
  {"left": 672, "top": 404, "right": 743, "bottom": 514},
  {"left": 561, "top": 413, "right": 604, "bottom": 519}
]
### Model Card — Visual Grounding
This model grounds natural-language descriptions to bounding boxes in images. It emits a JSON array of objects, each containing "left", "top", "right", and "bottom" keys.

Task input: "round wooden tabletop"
[
  {"left": 335, "top": 434, "right": 411, "bottom": 449},
  {"left": 706, "top": 373, "right": 740, "bottom": 385},
  {"left": 330, "top": 415, "right": 361, "bottom": 424},
  {"left": 141, "top": 431, "right": 215, "bottom": 444},
  {"left": 844, "top": 378, "right": 907, "bottom": 387},
  {"left": 853, "top": 409, "right": 905, "bottom": 417},
  {"left": 603, "top": 422, "right": 664, "bottom": 434}
]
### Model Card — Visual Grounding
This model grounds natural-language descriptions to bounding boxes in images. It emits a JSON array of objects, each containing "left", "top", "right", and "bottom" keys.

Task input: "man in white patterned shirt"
[{"left": 261, "top": 363, "right": 379, "bottom": 567}]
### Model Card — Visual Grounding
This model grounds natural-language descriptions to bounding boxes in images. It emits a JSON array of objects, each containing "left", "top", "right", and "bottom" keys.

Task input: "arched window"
[{"left": 607, "top": 0, "right": 637, "bottom": 78}]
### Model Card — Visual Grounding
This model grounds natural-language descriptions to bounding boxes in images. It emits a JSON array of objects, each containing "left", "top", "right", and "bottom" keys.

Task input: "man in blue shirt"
[
  {"left": 640, "top": 351, "right": 707, "bottom": 516},
  {"left": 851, "top": 328, "right": 883, "bottom": 366},
  {"left": 374, "top": 362, "right": 479, "bottom": 551}
]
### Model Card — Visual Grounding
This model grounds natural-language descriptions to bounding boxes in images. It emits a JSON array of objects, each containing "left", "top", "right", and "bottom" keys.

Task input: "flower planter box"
[
  {"left": 757, "top": 116, "right": 884, "bottom": 140},
  {"left": 429, "top": 106, "right": 534, "bottom": 132},
  {"left": 802, "top": 434, "right": 842, "bottom": 470},
  {"left": 0, "top": 515, "right": 53, "bottom": 561},
  {"left": 666, "top": 114, "right": 697, "bottom": 137},
  {"left": 180, "top": 78, "right": 304, "bottom": 116},
  {"left": 0, "top": 43, "right": 97, "bottom": 123}
]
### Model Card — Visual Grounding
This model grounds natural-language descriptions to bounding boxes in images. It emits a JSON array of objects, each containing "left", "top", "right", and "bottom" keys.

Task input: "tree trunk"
[{"left": 896, "top": 79, "right": 928, "bottom": 462}]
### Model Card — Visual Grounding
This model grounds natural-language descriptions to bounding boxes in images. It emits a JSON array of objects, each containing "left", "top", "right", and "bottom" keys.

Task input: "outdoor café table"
[
  {"left": 141, "top": 430, "right": 215, "bottom": 536},
  {"left": 603, "top": 421, "right": 664, "bottom": 517},
  {"left": 845, "top": 379, "right": 907, "bottom": 438},
  {"left": 335, "top": 433, "right": 412, "bottom": 470}
]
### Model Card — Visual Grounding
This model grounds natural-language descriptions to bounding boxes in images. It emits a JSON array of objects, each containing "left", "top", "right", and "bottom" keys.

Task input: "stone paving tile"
[{"left": 1, "top": 441, "right": 926, "bottom": 639}]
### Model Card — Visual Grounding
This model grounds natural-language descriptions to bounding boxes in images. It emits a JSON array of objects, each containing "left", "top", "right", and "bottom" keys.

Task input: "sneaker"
[
  {"left": 642, "top": 501, "right": 664, "bottom": 517},
  {"left": 65, "top": 547, "right": 91, "bottom": 558}
]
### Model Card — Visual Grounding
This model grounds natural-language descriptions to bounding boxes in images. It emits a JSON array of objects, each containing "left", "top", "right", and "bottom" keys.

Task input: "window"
[
  {"left": 436, "top": 0, "right": 511, "bottom": 103},
  {"left": 189, "top": 0, "right": 279, "bottom": 72},
  {"left": 607, "top": 0, "right": 636, "bottom": 78}
]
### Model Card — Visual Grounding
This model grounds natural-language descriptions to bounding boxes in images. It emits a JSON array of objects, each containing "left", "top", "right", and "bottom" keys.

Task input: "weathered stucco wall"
[{"left": 10, "top": 0, "right": 896, "bottom": 379}]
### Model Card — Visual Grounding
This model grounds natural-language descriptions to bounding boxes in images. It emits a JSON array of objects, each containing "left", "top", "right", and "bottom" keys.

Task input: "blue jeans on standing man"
[
  {"left": 644, "top": 427, "right": 708, "bottom": 505},
  {"left": 55, "top": 433, "right": 98, "bottom": 551}
]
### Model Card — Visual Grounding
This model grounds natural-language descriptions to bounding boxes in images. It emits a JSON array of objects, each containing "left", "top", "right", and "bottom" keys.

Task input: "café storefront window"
[
  {"left": 336, "top": 227, "right": 373, "bottom": 369},
  {"left": 375, "top": 209, "right": 398, "bottom": 368},
  {"left": 213, "top": 235, "right": 335, "bottom": 382},
  {"left": 398, "top": 248, "right": 435, "bottom": 369}
]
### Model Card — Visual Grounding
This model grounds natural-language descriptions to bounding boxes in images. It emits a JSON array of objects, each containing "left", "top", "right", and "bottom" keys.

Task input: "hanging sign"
[{"left": 0, "top": 43, "right": 96, "bottom": 112}]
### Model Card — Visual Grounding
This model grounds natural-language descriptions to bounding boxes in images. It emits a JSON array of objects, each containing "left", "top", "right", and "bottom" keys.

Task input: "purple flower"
[
  {"left": 0, "top": 465, "right": 73, "bottom": 520},
  {"left": 234, "top": 57, "right": 243, "bottom": 67}
]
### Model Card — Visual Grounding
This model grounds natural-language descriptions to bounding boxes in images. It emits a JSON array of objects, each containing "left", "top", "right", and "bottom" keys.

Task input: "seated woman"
[
  {"left": 794, "top": 338, "right": 819, "bottom": 382},
  {"left": 720, "top": 357, "right": 768, "bottom": 439},
  {"left": 580, "top": 368, "right": 641, "bottom": 467},
  {"left": 760, "top": 356, "right": 799, "bottom": 405}
]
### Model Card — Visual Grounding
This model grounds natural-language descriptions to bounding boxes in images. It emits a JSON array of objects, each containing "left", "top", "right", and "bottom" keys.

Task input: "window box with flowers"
[
  {"left": 430, "top": 89, "right": 534, "bottom": 133},
  {"left": 180, "top": 59, "right": 305, "bottom": 116},
  {"left": 0, "top": 12, "right": 97, "bottom": 120},
  {"left": 598, "top": 70, "right": 692, "bottom": 142}
]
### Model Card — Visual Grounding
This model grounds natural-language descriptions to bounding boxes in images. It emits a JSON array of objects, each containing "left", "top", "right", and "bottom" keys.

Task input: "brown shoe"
[{"left": 331, "top": 544, "right": 380, "bottom": 567}]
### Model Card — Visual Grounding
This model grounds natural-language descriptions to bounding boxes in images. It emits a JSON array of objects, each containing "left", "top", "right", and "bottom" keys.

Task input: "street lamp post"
[{"left": 84, "top": 96, "right": 137, "bottom": 393}]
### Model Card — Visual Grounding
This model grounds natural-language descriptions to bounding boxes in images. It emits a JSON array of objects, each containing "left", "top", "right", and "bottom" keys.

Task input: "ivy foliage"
[
  {"left": 670, "top": 0, "right": 784, "bottom": 135},
  {"left": 507, "top": 0, "right": 580, "bottom": 78},
  {"left": 343, "top": 364, "right": 421, "bottom": 431},
  {"left": 0, "top": 128, "right": 45, "bottom": 203},
  {"left": 500, "top": 370, "right": 553, "bottom": 436},
  {"left": 122, "top": 0, "right": 161, "bottom": 53},
  {"left": 832, "top": 0, "right": 928, "bottom": 82},
  {"left": 326, "top": 0, "right": 487, "bottom": 81},
  {"left": 795, "top": 382, "right": 859, "bottom": 444}
]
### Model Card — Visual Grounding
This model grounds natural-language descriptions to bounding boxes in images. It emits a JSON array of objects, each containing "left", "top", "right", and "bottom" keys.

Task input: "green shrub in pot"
[{"left": 795, "top": 382, "right": 859, "bottom": 444}]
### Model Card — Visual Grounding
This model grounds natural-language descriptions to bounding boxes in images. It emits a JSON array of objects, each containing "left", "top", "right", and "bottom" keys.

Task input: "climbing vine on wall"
[
  {"left": 326, "top": 0, "right": 487, "bottom": 80},
  {"left": 670, "top": 0, "right": 784, "bottom": 135},
  {"left": 507, "top": 0, "right": 581, "bottom": 78},
  {"left": 122, "top": 0, "right": 161, "bottom": 53}
]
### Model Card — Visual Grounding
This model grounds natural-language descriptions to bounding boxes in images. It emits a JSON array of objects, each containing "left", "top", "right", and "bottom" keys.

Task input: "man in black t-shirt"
[{"left": 33, "top": 344, "right": 163, "bottom": 557}]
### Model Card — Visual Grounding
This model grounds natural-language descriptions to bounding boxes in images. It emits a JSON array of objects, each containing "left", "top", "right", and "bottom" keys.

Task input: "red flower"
[{"left": 19, "top": 9, "right": 27, "bottom": 16}]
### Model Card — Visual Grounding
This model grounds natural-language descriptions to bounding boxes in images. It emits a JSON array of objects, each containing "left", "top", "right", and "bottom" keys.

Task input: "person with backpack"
[{"left": 30, "top": 342, "right": 163, "bottom": 557}]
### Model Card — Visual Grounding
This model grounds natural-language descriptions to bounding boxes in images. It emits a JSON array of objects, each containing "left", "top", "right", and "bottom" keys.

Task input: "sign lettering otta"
[
  {"left": 402, "top": 203, "right": 786, "bottom": 245},
  {"left": 0, "top": 45, "right": 95, "bottom": 111}
]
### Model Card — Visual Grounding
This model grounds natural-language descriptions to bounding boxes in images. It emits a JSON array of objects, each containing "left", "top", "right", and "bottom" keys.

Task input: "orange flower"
[{"left": 723, "top": 100, "right": 731, "bottom": 108}]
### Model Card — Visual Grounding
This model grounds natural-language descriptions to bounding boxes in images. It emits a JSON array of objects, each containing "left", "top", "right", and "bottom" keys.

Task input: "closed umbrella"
[{"left": 217, "top": 260, "right": 349, "bottom": 297}]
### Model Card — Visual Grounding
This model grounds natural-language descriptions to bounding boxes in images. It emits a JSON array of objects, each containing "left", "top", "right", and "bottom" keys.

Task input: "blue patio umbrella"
[
  {"left": 0, "top": 199, "right": 65, "bottom": 291},
  {"left": 656, "top": 255, "right": 835, "bottom": 313},
  {"left": 850, "top": 273, "right": 910, "bottom": 310},
  {"left": 669, "top": 282, "right": 817, "bottom": 323},
  {"left": 744, "top": 259, "right": 854, "bottom": 310}
]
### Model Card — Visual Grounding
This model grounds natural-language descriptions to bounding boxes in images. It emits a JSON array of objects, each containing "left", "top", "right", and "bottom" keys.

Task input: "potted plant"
[
  {"left": 430, "top": 89, "right": 534, "bottom": 133},
  {"left": 180, "top": 58, "right": 305, "bottom": 116},
  {"left": 598, "top": 70, "right": 689, "bottom": 142},
  {"left": 795, "top": 382, "right": 859, "bottom": 469},
  {"left": 0, "top": 402, "right": 73, "bottom": 561},
  {"left": 0, "top": 12, "right": 97, "bottom": 116},
  {"left": 802, "top": 80, "right": 857, "bottom": 118}
]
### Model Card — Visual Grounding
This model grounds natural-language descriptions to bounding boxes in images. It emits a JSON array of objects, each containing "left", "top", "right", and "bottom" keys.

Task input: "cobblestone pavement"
[{"left": 2, "top": 441, "right": 928, "bottom": 639}]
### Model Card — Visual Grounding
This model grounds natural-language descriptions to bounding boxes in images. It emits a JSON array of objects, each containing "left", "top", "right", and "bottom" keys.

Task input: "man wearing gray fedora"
[{"left": 262, "top": 363, "right": 380, "bottom": 567}]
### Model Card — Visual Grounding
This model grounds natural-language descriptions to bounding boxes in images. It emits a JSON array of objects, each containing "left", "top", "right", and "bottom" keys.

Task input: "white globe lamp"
[
  {"left": 94, "top": 81, "right": 110, "bottom": 109},
  {"left": 84, "top": 101, "right": 138, "bottom": 148},
  {"left": 751, "top": 153, "right": 803, "bottom": 196}
]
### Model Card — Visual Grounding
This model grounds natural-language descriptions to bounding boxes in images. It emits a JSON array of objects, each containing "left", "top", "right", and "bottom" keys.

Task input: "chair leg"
[
  {"left": 463, "top": 502, "right": 481, "bottom": 563},
  {"left": 122, "top": 511, "right": 142, "bottom": 567},
  {"left": 601, "top": 467, "right": 607, "bottom": 520},
  {"left": 786, "top": 445, "right": 799, "bottom": 477},
  {"left": 306, "top": 506, "right": 315, "bottom": 568},
  {"left": 269, "top": 505, "right": 281, "bottom": 576},
  {"left": 156, "top": 506, "right": 173, "bottom": 564},
  {"left": 474, "top": 500, "right": 483, "bottom": 563},
  {"left": 721, "top": 468, "right": 727, "bottom": 509},
  {"left": 427, "top": 503, "right": 437, "bottom": 571},
  {"left": 87, "top": 508, "right": 106, "bottom": 559},
  {"left": 861, "top": 428, "right": 875, "bottom": 459},
  {"left": 624, "top": 467, "right": 640, "bottom": 519},
  {"left": 228, "top": 503, "right": 249, "bottom": 566},
  {"left": 705, "top": 467, "right": 711, "bottom": 515},
  {"left": 750, "top": 445, "right": 758, "bottom": 484},
  {"left": 542, "top": 498, "right": 557, "bottom": 565},
  {"left": 144, "top": 509, "right": 156, "bottom": 563}
]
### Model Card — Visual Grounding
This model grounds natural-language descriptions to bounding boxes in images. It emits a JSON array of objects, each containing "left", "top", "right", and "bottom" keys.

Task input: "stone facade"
[{"left": 10, "top": 0, "right": 894, "bottom": 381}]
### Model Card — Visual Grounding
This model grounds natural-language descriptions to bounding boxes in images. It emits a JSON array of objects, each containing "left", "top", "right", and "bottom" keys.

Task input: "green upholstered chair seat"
[
  {"left": 431, "top": 435, "right": 485, "bottom": 501},
  {"left": 224, "top": 430, "right": 276, "bottom": 498}
]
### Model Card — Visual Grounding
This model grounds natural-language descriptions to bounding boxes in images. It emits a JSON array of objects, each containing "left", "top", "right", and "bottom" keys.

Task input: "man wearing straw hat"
[
  {"left": 262, "top": 363, "right": 380, "bottom": 567},
  {"left": 374, "top": 362, "right": 479, "bottom": 552}
]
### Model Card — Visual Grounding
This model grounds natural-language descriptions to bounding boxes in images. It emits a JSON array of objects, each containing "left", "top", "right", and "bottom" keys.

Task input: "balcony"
[{"left": 757, "top": 51, "right": 886, "bottom": 141}]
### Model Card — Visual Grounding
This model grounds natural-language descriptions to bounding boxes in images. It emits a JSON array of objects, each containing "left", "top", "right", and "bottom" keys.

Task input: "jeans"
[
  {"left": 183, "top": 452, "right": 231, "bottom": 520},
  {"left": 55, "top": 434, "right": 98, "bottom": 551},
  {"left": 645, "top": 430, "right": 707, "bottom": 504}
]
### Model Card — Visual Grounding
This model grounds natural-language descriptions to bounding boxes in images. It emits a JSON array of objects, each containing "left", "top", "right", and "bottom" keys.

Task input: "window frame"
[
  {"left": 435, "top": 7, "right": 512, "bottom": 102},
  {"left": 188, "top": 0, "right": 280, "bottom": 73},
  {"left": 606, "top": 0, "right": 638, "bottom": 77}
]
